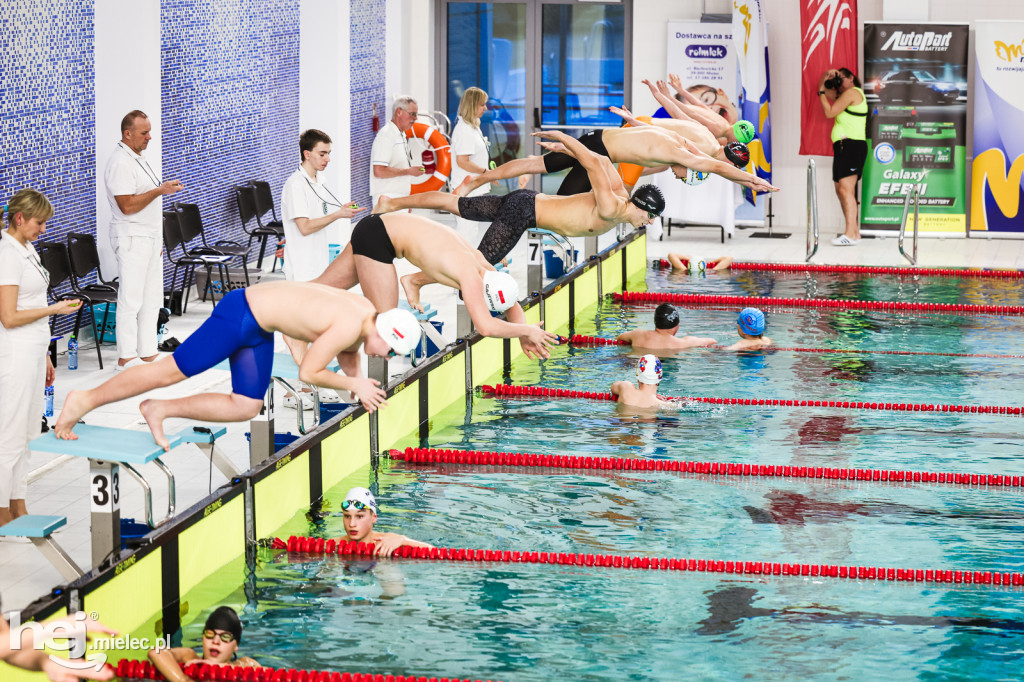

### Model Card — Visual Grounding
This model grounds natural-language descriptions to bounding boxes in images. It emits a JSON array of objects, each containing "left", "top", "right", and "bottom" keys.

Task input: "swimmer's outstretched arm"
[
  {"left": 533, "top": 130, "right": 627, "bottom": 218},
  {"left": 298, "top": 323, "right": 388, "bottom": 412},
  {"left": 609, "top": 105, "right": 652, "bottom": 128},
  {"left": 149, "top": 647, "right": 198, "bottom": 682},
  {"left": 668, "top": 136, "right": 778, "bottom": 193},
  {"left": 655, "top": 77, "right": 731, "bottom": 139}
]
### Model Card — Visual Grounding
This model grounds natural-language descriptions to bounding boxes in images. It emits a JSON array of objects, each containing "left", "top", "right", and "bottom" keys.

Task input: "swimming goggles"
[
  {"left": 203, "top": 629, "right": 235, "bottom": 643},
  {"left": 341, "top": 500, "right": 372, "bottom": 511}
]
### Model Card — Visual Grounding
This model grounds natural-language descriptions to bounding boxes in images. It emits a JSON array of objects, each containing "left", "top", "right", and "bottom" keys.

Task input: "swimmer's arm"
[
  {"left": 235, "top": 657, "right": 261, "bottom": 668},
  {"left": 641, "top": 165, "right": 669, "bottom": 176},
  {"left": 148, "top": 647, "right": 198, "bottom": 682},
  {"left": 610, "top": 381, "right": 631, "bottom": 397},
  {"left": 643, "top": 79, "right": 692, "bottom": 122},
  {"left": 298, "top": 323, "right": 365, "bottom": 389},
  {"left": 373, "top": 531, "right": 434, "bottom": 558},
  {"left": 336, "top": 349, "right": 363, "bottom": 378},
  {"left": 615, "top": 330, "right": 637, "bottom": 344},
  {"left": 463, "top": 281, "right": 557, "bottom": 348},
  {"left": 680, "top": 335, "right": 717, "bottom": 347},
  {"left": 535, "top": 130, "right": 627, "bottom": 216},
  {"left": 609, "top": 105, "right": 650, "bottom": 128}
]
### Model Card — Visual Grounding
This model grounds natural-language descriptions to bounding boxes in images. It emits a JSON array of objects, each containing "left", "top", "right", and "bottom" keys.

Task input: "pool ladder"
[
  {"left": 898, "top": 185, "right": 921, "bottom": 266},
  {"left": 806, "top": 159, "right": 819, "bottom": 262}
]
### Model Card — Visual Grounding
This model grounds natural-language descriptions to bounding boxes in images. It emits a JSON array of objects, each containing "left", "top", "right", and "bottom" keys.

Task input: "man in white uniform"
[
  {"left": 104, "top": 110, "right": 183, "bottom": 370},
  {"left": 369, "top": 96, "right": 424, "bottom": 207},
  {"left": 281, "top": 129, "right": 359, "bottom": 282}
]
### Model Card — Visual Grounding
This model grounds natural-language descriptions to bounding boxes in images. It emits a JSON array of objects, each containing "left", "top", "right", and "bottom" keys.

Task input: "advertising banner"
[
  {"left": 800, "top": 0, "right": 858, "bottom": 157},
  {"left": 732, "top": 0, "right": 772, "bottom": 205},
  {"left": 861, "top": 23, "right": 969, "bottom": 232},
  {"left": 971, "top": 21, "right": 1024, "bottom": 234},
  {"left": 666, "top": 21, "right": 737, "bottom": 104}
]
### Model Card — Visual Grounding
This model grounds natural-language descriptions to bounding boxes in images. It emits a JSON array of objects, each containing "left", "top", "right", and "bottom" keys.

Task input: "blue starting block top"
[
  {"left": 0, "top": 514, "right": 67, "bottom": 538},
  {"left": 30, "top": 424, "right": 183, "bottom": 464},
  {"left": 173, "top": 425, "right": 227, "bottom": 444},
  {"left": 399, "top": 300, "right": 437, "bottom": 321}
]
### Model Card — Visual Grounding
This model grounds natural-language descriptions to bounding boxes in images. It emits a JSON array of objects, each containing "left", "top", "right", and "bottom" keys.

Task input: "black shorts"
[
  {"left": 832, "top": 139, "right": 867, "bottom": 182},
  {"left": 350, "top": 214, "right": 397, "bottom": 264},
  {"left": 458, "top": 189, "right": 538, "bottom": 265},
  {"left": 541, "top": 130, "right": 610, "bottom": 196}
]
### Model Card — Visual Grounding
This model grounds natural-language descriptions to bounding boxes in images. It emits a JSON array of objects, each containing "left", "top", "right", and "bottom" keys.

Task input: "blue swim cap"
[{"left": 737, "top": 308, "right": 765, "bottom": 336}]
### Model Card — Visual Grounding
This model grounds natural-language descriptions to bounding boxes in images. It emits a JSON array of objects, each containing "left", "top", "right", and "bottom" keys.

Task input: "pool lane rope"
[
  {"left": 566, "top": 335, "right": 1024, "bottom": 359},
  {"left": 269, "top": 536, "right": 1024, "bottom": 591},
  {"left": 388, "top": 447, "right": 1024, "bottom": 490},
  {"left": 114, "top": 659, "right": 498, "bottom": 682},
  {"left": 612, "top": 291, "right": 1024, "bottom": 316},
  {"left": 727, "top": 262, "right": 1024, "bottom": 279},
  {"left": 479, "top": 383, "right": 1023, "bottom": 416}
]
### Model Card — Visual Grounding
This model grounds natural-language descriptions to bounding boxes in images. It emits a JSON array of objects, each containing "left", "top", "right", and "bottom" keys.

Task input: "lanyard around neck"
[{"left": 119, "top": 142, "right": 161, "bottom": 187}]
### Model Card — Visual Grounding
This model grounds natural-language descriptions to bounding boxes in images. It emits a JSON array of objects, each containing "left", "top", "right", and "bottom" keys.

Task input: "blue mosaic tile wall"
[
  {"left": 161, "top": 0, "right": 300, "bottom": 279},
  {"left": 349, "top": 0, "right": 386, "bottom": 215},
  {"left": 0, "top": 0, "right": 95, "bottom": 318}
]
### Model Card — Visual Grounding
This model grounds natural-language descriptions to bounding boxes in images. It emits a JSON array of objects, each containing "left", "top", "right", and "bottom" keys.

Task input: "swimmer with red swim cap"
[
  {"left": 724, "top": 307, "right": 774, "bottom": 351},
  {"left": 616, "top": 303, "right": 716, "bottom": 351},
  {"left": 611, "top": 354, "right": 676, "bottom": 409}
]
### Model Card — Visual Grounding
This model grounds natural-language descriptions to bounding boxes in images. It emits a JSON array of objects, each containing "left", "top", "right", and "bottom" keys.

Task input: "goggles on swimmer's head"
[
  {"left": 342, "top": 500, "right": 374, "bottom": 512},
  {"left": 203, "top": 629, "right": 235, "bottom": 643}
]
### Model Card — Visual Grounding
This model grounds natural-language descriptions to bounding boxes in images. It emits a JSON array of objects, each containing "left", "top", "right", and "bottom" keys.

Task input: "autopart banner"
[
  {"left": 971, "top": 21, "right": 1024, "bottom": 234},
  {"left": 862, "top": 23, "right": 969, "bottom": 232}
]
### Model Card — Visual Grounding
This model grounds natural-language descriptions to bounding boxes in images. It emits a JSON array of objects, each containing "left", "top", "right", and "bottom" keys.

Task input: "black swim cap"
[
  {"left": 654, "top": 303, "right": 679, "bottom": 330},
  {"left": 630, "top": 184, "right": 665, "bottom": 217},
  {"left": 724, "top": 142, "right": 750, "bottom": 168},
  {"left": 204, "top": 606, "right": 242, "bottom": 644}
]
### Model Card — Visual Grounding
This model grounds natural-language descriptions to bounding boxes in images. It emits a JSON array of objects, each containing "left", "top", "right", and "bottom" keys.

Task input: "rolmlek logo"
[
  {"left": 995, "top": 40, "right": 1024, "bottom": 63},
  {"left": 881, "top": 30, "right": 952, "bottom": 52},
  {"left": 685, "top": 44, "right": 727, "bottom": 59}
]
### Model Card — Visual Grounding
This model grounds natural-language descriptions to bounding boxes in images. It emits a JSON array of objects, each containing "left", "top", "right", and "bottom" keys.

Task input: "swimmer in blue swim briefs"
[{"left": 54, "top": 282, "right": 423, "bottom": 450}]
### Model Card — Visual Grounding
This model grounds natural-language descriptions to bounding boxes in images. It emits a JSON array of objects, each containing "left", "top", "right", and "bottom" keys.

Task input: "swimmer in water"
[
  {"left": 656, "top": 254, "right": 734, "bottom": 273},
  {"left": 341, "top": 487, "right": 434, "bottom": 558},
  {"left": 724, "top": 308, "right": 773, "bottom": 351},
  {"left": 616, "top": 303, "right": 716, "bottom": 350},
  {"left": 611, "top": 354, "right": 675, "bottom": 409},
  {"left": 148, "top": 606, "right": 259, "bottom": 681}
]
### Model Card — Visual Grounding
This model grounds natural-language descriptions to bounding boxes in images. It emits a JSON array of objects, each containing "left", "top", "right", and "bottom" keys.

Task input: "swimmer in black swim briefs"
[{"left": 350, "top": 214, "right": 398, "bottom": 263}]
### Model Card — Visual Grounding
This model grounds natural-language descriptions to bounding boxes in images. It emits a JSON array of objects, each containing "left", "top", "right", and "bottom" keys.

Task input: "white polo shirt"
[
  {"left": 104, "top": 142, "right": 163, "bottom": 239},
  {"left": 369, "top": 121, "right": 413, "bottom": 200},
  {"left": 0, "top": 232, "right": 50, "bottom": 347},
  {"left": 450, "top": 116, "right": 491, "bottom": 197},
  {"left": 281, "top": 167, "right": 332, "bottom": 282}
]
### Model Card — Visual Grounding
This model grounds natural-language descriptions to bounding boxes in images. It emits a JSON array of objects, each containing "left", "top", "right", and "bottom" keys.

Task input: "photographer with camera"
[{"left": 818, "top": 68, "right": 867, "bottom": 246}]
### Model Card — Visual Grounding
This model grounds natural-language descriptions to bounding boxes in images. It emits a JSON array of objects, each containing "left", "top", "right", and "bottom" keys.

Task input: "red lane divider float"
[
  {"left": 728, "top": 262, "right": 1024, "bottom": 280},
  {"left": 611, "top": 291, "right": 1024, "bottom": 316},
  {"left": 480, "top": 383, "right": 1023, "bottom": 416},
  {"left": 271, "top": 535, "right": 1024, "bottom": 591},
  {"left": 389, "top": 447, "right": 1024, "bottom": 489},
  {"left": 114, "top": 659, "right": 497, "bottom": 682},
  {"left": 567, "top": 335, "right": 1024, "bottom": 359}
]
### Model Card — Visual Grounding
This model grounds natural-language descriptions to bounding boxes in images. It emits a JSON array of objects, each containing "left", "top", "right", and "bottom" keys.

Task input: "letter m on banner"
[
  {"left": 800, "top": 0, "right": 858, "bottom": 156},
  {"left": 732, "top": 0, "right": 772, "bottom": 206}
]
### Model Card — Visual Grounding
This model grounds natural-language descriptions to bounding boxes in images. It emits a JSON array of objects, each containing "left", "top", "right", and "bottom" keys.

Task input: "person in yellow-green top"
[{"left": 818, "top": 67, "right": 867, "bottom": 246}]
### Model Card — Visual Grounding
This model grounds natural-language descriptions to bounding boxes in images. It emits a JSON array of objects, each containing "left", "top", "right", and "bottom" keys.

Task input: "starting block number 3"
[{"left": 90, "top": 467, "right": 120, "bottom": 513}]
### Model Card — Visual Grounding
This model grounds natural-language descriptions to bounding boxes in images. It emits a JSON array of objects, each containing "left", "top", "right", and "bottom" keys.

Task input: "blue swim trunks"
[{"left": 172, "top": 289, "right": 274, "bottom": 400}]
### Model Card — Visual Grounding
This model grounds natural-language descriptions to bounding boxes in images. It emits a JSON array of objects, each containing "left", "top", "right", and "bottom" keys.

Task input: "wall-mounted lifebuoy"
[{"left": 405, "top": 122, "right": 451, "bottom": 194}]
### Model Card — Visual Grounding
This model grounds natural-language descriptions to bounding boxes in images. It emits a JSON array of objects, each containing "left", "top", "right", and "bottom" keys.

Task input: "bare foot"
[
  {"left": 54, "top": 390, "right": 90, "bottom": 441},
  {"left": 372, "top": 196, "right": 393, "bottom": 214},
  {"left": 400, "top": 274, "right": 425, "bottom": 313},
  {"left": 453, "top": 176, "right": 476, "bottom": 197},
  {"left": 518, "top": 175, "right": 530, "bottom": 190},
  {"left": 139, "top": 399, "right": 171, "bottom": 451}
]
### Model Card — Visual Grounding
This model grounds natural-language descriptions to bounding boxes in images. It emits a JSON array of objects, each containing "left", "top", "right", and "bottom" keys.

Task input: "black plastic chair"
[
  {"left": 173, "top": 202, "right": 251, "bottom": 289},
  {"left": 249, "top": 180, "right": 284, "bottom": 233},
  {"left": 67, "top": 231, "right": 119, "bottom": 292},
  {"left": 38, "top": 241, "right": 108, "bottom": 370},
  {"left": 162, "top": 211, "right": 229, "bottom": 315},
  {"left": 233, "top": 183, "right": 280, "bottom": 270}
]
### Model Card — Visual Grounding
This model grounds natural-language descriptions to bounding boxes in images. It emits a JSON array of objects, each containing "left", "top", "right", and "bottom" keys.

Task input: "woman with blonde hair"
[
  {"left": 449, "top": 86, "right": 492, "bottom": 244},
  {"left": 0, "top": 189, "right": 81, "bottom": 529}
]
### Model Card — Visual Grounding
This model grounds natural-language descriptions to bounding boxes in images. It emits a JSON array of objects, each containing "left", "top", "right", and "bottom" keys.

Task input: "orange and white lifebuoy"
[{"left": 405, "top": 122, "right": 452, "bottom": 194}]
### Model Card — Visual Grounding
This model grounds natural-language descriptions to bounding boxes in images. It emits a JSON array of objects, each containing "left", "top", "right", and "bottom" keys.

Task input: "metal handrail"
[
  {"left": 898, "top": 185, "right": 920, "bottom": 266},
  {"left": 529, "top": 228, "right": 575, "bottom": 274},
  {"left": 806, "top": 159, "right": 819, "bottom": 262}
]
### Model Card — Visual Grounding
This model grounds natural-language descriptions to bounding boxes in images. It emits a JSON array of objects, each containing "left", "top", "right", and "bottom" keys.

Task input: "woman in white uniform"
[
  {"left": 449, "top": 87, "right": 492, "bottom": 246},
  {"left": 0, "top": 189, "right": 80, "bottom": 528}
]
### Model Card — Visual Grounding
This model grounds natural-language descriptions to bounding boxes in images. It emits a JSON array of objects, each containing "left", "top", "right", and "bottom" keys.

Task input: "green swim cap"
[{"left": 733, "top": 120, "right": 755, "bottom": 144}]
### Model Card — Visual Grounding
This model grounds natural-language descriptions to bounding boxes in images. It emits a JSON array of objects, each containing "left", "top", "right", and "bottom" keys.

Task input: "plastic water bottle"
[
  {"left": 68, "top": 334, "right": 78, "bottom": 370},
  {"left": 44, "top": 385, "right": 54, "bottom": 418}
]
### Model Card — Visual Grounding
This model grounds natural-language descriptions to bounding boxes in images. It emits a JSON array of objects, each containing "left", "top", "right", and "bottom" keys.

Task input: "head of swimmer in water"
[
  {"left": 686, "top": 84, "right": 739, "bottom": 125},
  {"left": 201, "top": 606, "right": 243, "bottom": 663},
  {"left": 342, "top": 487, "right": 379, "bottom": 542},
  {"left": 299, "top": 128, "right": 332, "bottom": 173}
]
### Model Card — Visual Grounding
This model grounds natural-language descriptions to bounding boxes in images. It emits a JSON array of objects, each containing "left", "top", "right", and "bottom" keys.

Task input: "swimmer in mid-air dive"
[
  {"left": 340, "top": 487, "right": 434, "bottom": 557},
  {"left": 659, "top": 75, "right": 752, "bottom": 146},
  {"left": 370, "top": 130, "right": 663, "bottom": 267},
  {"left": 617, "top": 303, "right": 716, "bottom": 351},
  {"left": 611, "top": 354, "right": 675, "bottom": 409},
  {"left": 313, "top": 211, "right": 558, "bottom": 359},
  {"left": 54, "top": 282, "right": 423, "bottom": 449},
  {"left": 725, "top": 308, "right": 774, "bottom": 351},
  {"left": 659, "top": 253, "right": 734, "bottom": 272},
  {"left": 148, "top": 606, "right": 259, "bottom": 681}
]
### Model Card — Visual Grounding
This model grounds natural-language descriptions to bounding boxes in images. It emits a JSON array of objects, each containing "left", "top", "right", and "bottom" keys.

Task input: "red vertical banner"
[{"left": 800, "top": 0, "right": 859, "bottom": 156}]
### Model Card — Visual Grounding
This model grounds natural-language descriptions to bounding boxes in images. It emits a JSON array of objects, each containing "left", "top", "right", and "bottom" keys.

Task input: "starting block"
[
  {"left": 0, "top": 515, "right": 83, "bottom": 582},
  {"left": 176, "top": 425, "right": 235, "bottom": 478}
]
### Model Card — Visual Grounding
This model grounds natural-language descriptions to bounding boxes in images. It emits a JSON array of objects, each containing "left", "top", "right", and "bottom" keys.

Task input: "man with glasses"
[
  {"left": 341, "top": 487, "right": 433, "bottom": 558},
  {"left": 148, "top": 606, "right": 260, "bottom": 679},
  {"left": 370, "top": 96, "right": 426, "bottom": 208},
  {"left": 281, "top": 129, "right": 360, "bottom": 282}
]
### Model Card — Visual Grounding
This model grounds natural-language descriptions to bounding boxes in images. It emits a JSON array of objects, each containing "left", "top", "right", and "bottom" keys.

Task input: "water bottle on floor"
[
  {"left": 68, "top": 334, "right": 78, "bottom": 370},
  {"left": 44, "top": 385, "right": 54, "bottom": 418}
]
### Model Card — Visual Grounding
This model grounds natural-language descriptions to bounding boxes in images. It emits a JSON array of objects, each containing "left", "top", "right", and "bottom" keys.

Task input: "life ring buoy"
[
  {"left": 405, "top": 122, "right": 451, "bottom": 194},
  {"left": 617, "top": 115, "right": 654, "bottom": 188}
]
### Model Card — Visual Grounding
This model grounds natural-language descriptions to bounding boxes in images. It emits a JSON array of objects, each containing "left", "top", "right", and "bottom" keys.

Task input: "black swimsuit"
[
  {"left": 350, "top": 214, "right": 398, "bottom": 263},
  {"left": 458, "top": 189, "right": 539, "bottom": 265},
  {"left": 541, "top": 130, "right": 611, "bottom": 195}
]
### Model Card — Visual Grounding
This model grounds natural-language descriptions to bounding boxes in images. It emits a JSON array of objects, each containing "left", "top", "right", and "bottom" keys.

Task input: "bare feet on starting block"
[
  {"left": 400, "top": 274, "right": 425, "bottom": 313},
  {"left": 139, "top": 399, "right": 171, "bottom": 451},
  {"left": 54, "top": 390, "right": 90, "bottom": 441},
  {"left": 372, "top": 196, "right": 394, "bottom": 214}
]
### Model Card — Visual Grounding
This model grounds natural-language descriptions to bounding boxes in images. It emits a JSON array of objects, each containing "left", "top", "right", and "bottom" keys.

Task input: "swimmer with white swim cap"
[
  {"left": 724, "top": 307, "right": 774, "bottom": 351},
  {"left": 341, "top": 487, "right": 434, "bottom": 558},
  {"left": 610, "top": 354, "right": 675, "bottom": 409},
  {"left": 616, "top": 303, "right": 716, "bottom": 351},
  {"left": 659, "top": 253, "right": 734, "bottom": 273}
]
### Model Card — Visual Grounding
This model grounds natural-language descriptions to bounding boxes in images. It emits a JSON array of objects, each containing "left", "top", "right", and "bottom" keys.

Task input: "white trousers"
[
  {"left": 112, "top": 235, "right": 163, "bottom": 360},
  {"left": 0, "top": 340, "right": 47, "bottom": 504}
]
